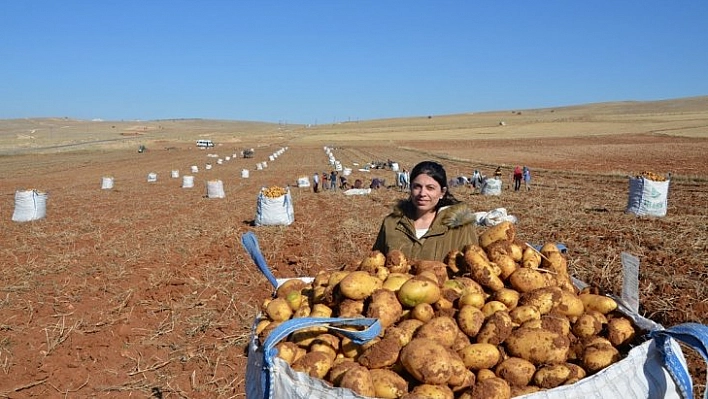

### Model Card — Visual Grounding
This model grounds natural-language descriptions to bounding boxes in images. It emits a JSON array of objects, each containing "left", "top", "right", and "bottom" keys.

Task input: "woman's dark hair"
[{"left": 409, "top": 161, "right": 460, "bottom": 208}]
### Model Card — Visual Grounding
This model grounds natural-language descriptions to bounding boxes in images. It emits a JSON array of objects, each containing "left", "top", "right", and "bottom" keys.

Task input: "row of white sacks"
[{"left": 11, "top": 179, "right": 227, "bottom": 222}]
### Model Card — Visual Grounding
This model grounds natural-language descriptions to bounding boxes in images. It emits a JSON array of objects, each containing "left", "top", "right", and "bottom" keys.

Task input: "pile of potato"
[
  {"left": 255, "top": 221, "right": 642, "bottom": 399},
  {"left": 261, "top": 186, "right": 289, "bottom": 198},
  {"left": 636, "top": 171, "right": 667, "bottom": 181}
]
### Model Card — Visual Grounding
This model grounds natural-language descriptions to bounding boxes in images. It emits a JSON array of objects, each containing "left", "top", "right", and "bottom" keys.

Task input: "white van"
[{"left": 196, "top": 139, "right": 214, "bottom": 148}]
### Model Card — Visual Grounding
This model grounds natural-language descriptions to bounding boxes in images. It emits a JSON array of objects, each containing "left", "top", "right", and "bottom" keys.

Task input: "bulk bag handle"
[
  {"left": 261, "top": 317, "right": 381, "bottom": 368},
  {"left": 241, "top": 231, "right": 279, "bottom": 288},
  {"left": 649, "top": 322, "right": 708, "bottom": 399}
]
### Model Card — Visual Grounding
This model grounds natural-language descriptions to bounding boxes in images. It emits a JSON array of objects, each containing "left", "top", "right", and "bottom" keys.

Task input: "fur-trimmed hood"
[{"left": 390, "top": 200, "right": 477, "bottom": 229}]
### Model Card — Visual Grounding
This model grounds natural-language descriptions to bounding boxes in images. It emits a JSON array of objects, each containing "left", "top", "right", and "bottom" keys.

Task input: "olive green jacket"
[{"left": 372, "top": 201, "right": 479, "bottom": 262}]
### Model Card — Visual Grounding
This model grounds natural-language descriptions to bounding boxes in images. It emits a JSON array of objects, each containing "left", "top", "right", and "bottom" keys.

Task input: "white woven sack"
[
  {"left": 481, "top": 178, "right": 502, "bottom": 195},
  {"left": 12, "top": 190, "right": 48, "bottom": 222},
  {"left": 297, "top": 177, "right": 310, "bottom": 188},
  {"left": 254, "top": 189, "right": 294, "bottom": 226},
  {"left": 207, "top": 180, "right": 225, "bottom": 198},
  {"left": 627, "top": 177, "right": 670, "bottom": 217}
]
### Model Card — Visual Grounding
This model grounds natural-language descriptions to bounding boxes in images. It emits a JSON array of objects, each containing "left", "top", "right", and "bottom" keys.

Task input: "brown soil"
[{"left": 1, "top": 102, "right": 707, "bottom": 398}]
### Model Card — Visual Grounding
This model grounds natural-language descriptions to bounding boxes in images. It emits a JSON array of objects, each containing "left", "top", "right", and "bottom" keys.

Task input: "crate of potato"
[{"left": 241, "top": 223, "right": 707, "bottom": 399}]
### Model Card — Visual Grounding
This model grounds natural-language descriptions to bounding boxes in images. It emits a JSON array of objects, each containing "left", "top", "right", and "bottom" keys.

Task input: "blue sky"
[{"left": 1, "top": 1, "right": 706, "bottom": 124}]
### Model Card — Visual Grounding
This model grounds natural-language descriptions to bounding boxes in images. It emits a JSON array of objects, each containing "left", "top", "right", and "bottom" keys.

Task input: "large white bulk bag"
[
  {"left": 391, "top": 162, "right": 400, "bottom": 172},
  {"left": 182, "top": 175, "right": 194, "bottom": 188},
  {"left": 481, "top": 178, "right": 502, "bottom": 195},
  {"left": 171, "top": 170, "right": 180, "bottom": 178},
  {"left": 241, "top": 231, "right": 708, "bottom": 399},
  {"left": 626, "top": 176, "right": 670, "bottom": 217},
  {"left": 206, "top": 180, "right": 225, "bottom": 198},
  {"left": 191, "top": 165, "right": 199, "bottom": 173},
  {"left": 254, "top": 187, "right": 294, "bottom": 226},
  {"left": 101, "top": 177, "right": 114, "bottom": 190},
  {"left": 12, "top": 190, "right": 48, "bottom": 222},
  {"left": 296, "top": 177, "right": 310, "bottom": 188},
  {"left": 242, "top": 169, "right": 250, "bottom": 178},
  {"left": 147, "top": 172, "right": 157, "bottom": 182}
]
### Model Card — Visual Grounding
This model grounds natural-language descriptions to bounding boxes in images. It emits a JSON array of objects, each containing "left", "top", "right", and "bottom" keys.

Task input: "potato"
[
  {"left": 476, "top": 369, "right": 497, "bottom": 381},
  {"left": 411, "top": 302, "right": 436, "bottom": 323},
  {"left": 509, "top": 305, "right": 541, "bottom": 325},
  {"left": 328, "top": 359, "right": 359, "bottom": 386},
  {"left": 533, "top": 364, "right": 573, "bottom": 389},
  {"left": 359, "top": 250, "right": 386, "bottom": 273},
  {"left": 582, "top": 341, "right": 620, "bottom": 373},
  {"left": 383, "top": 273, "right": 413, "bottom": 292},
  {"left": 479, "top": 221, "right": 516, "bottom": 249},
  {"left": 415, "top": 316, "right": 460, "bottom": 348},
  {"left": 337, "top": 299, "right": 364, "bottom": 318},
  {"left": 398, "top": 275, "right": 442, "bottom": 308},
  {"left": 491, "top": 288, "right": 520, "bottom": 310},
  {"left": 276, "top": 279, "right": 306, "bottom": 299},
  {"left": 265, "top": 298, "right": 293, "bottom": 322},
  {"left": 410, "top": 384, "right": 454, "bottom": 399},
  {"left": 551, "top": 289, "right": 585, "bottom": 321},
  {"left": 607, "top": 316, "right": 636, "bottom": 347},
  {"left": 291, "top": 350, "right": 333, "bottom": 380},
  {"left": 309, "top": 303, "right": 333, "bottom": 318},
  {"left": 457, "top": 343, "right": 501, "bottom": 370},
  {"left": 469, "top": 377, "right": 511, "bottom": 399},
  {"left": 495, "top": 357, "right": 536, "bottom": 387},
  {"left": 370, "top": 368, "right": 408, "bottom": 399},
  {"left": 573, "top": 312, "right": 603, "bottom": 338},
  {"left": 284, "top": 290, "right": 305, "bottom": 311},
  {"left": 476, "top": 311, "right": 513, "bottom": 345},
  {"left": 579, "top": 293, "right": 618, "bottom": 314},
  {"left": 457, "top": 305, "right": 485, "bottom": 337},
  {"left": 367, "top": 289, "right": 403, "bottom": 328},
  {"left": 339, "top": 365, "right": 376, "bottom": 397},
  {"left": 521, "top": 246, "right": 542, "bottom": 269},
  {"left": 309, "top": 333, "right": 340, "bottom": 362},
  {"left": 459, "top": 292, "right": 487, "bottom": 309},
  {"left": 505, "top": 327, "right": 570, "bottom": 365},
  {"left": 400, "top": 338, "right": 453, "bottom": 384},
  {"left": 386, "top": 319, "right": 425, "bottom": 347},
  {"left": 519, "top": 286, "right": 562, "bottom": 315},
  {"left": 464, "top": 246, "right": 505, "bottom": 292},
  {"left": 508, "top": 268, "right": 550, "bottom": 293},
  {"left": 414, "top": 260, "right": 450, "bottom": 285},
  {"left": 339, "top": 271, "right": 383, "bottom": 300},
  {"left": 386, "top": 249, "right": 411, "bottom": 274},
  {"left": 275, "top": 341, "right": 301, "bottom": 365},
  {"left": 446, "top": 348, "right": 476, "bottom": 391},
  {"left": 481, "top": 301, "right": 508, "bottom": 318},
  {"left": 290, "top": 326, "right": 328, "bottom": 348},
  {"left": 358, "top": 336, "right": 402, "bottom": 369},
  {"left": 434, "top": 297, "right": 457, "bottom": 318}
]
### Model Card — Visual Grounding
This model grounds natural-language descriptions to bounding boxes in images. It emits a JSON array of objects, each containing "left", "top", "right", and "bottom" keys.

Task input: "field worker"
[
  {"left": 312, "top": 172, "right": 320, "bottom": 193},
  {"left": 523, "top": 166, "right": 531, "bottom": 191},
  {"left": 330, "top": 171, "right": 337, "bottom": 191},
  {"left": 471, "top": 170, "right": 482, "bottom": 191},
  {"left": 513, "top": 165, "right": 523, "bottom": 191},
  {"left": 322, "top": 172, "right": 328, "bottom": 191},
  {"left": 372, "top": 160, "right": 478, "bottom": 262},
  {"left": 494, "top": 166, "right": 503, "bottom": 180}
]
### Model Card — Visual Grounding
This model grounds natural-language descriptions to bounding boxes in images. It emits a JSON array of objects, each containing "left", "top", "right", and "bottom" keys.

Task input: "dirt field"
[{"left": 1, "top": 97, "right": 707, "bottom": 398}]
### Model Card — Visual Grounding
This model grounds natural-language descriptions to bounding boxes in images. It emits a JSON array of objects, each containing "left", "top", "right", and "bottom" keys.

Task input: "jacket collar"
[{"left": 392, "top": 200, "right": 476, "bottom": 233}]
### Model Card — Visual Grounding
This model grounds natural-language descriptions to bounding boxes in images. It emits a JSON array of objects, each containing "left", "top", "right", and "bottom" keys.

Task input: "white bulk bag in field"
[
  {"left": 12, "top": 190, "right": 48, "bottom": 222},
  {"left": 626, "top": 176, "right": 670, "bottom": 217},
  {"left": 240, "top": 231, "right": 708, "bottom": 399},
  {"left": 481, "top": 177, "right": 502, "bottom": 195},
  {"left": 205, "top": 163, "right": 212, "bottom": 170},
  {"left": 171, "top": 170, "right": 179, "bottom": 178},
  {"left": 101, "top": 177, "right": 114, "bottom": 190},
  {"left": 182, "top": 175, "right": 194, "bottom": 188},
  {"left": 241, "top": 169, "right": 250, "bottom": 179},
  {"left": 254, "top": 187, "right": 294, "bottom": 226},
  {"left": 191, "top": 165, "right": 199, "bottom": 173},
  {"left": 206, "top": 180, "right": 225, "bottom": 198},
  {"left": 147, "top": 172, "right": 157, "bottom": 182},
  {"left": 296, "top": 176, "right": 310, "bottom": 188}
]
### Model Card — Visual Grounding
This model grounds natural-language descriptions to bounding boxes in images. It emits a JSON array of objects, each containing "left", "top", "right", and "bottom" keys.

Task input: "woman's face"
[{"left": 410, "top": 173, "right": 445, "bottom": 214}]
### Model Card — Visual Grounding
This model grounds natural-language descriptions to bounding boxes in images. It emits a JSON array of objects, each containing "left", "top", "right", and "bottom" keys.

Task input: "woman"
[
  {"left": 523, "top": 166, "right": 531, "bottom": 191},
  {"left": 372, "top": 161, "right": 478, "bottom": 262}
]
